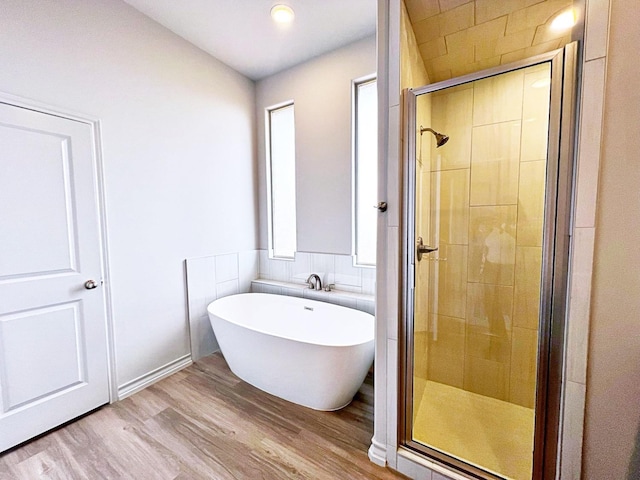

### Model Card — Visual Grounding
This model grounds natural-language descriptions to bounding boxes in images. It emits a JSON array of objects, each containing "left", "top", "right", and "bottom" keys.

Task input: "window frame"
[
  {"left": 265, "top": 101, "right": 297, "bottom": 260},
  {"left": 352, "top": 75, "right": 378, "bottom": 267}
]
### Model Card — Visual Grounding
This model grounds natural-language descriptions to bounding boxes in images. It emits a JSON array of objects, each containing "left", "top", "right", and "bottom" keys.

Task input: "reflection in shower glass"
[{"left": 411, "top": 62, "right": 551, "bottom": 480}]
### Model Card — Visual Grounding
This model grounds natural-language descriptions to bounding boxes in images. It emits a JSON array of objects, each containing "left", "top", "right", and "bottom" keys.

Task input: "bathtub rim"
[{"left": 207, "top": 292, "right": 375, "bottom": 348}]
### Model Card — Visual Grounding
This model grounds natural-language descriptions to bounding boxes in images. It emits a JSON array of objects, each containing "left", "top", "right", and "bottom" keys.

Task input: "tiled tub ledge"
[{"left": 251, "top": 279, "right": 375, "bottom": 315}]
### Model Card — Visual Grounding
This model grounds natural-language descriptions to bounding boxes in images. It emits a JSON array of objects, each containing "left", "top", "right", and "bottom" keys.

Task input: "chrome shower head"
[
  {"left": 434, "top": 132, "right": 449, "bottom": 147},
  {"left": 420, "top": 126, "right": 449, "bottom": 148}
]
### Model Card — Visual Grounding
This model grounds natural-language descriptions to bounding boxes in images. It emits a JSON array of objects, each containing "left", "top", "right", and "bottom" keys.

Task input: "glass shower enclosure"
[{"left": 401, "top": 45, "right": 577, "bottom": 480}]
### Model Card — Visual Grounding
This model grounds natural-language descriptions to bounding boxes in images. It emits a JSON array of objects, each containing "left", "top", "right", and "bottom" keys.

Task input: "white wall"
[
  {"left": 584, "top": 0, "right": 640, "bottom": 477},
  {"left": 0, "top": 0, "right": 258, "bottom": 388},
  {"left": 256, "top": 36, "right": 377, "bottom": 255}
]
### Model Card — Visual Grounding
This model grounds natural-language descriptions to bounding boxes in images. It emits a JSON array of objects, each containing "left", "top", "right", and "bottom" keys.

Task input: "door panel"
[
  {"left": 0, "top": 126, "right": 77, "bottom": 277},
  {"left": 0, "top": 102, "right": 109, "bottom": 452},
  {"left": 1, "top": 302, "right": 85, "bottom": 410}
]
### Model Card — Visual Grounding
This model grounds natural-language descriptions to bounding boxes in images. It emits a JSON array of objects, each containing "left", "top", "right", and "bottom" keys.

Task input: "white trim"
[
  {"left": 0, "top": 92, "right": 99, "bottom": 125},
  {"left": 117, "top": 354, "right": 192, "bottom": 400},
  {"left": 352, "top": 74, "right": 378, "bottom": 268},
  {"left": 397, "top": 449, "right": 475, "bottom": 480},
  {"left": 371, "top": 0, "right": 392, "bottom": 469},
  {"left": 368, "top": 438, "right": 388, "bottom": 467},
  {"left": 91, "top": 120, "right": 119, "bottom": 404},
  {"left": 0, "top": 91, "right": 118, "bottom": 403}
]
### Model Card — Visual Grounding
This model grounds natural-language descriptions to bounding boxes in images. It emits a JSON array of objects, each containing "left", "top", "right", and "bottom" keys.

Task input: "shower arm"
[{"left": 419, "top": 125, "right": 449, "bottom": 147}]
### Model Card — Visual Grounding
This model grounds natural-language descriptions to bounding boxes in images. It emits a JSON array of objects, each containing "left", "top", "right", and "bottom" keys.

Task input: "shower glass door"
[{"left": 404, "top": 46, "right": 575, "bottom": 480}]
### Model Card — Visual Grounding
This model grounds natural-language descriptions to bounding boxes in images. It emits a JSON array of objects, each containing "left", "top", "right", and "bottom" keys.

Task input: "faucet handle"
[{"left": 324, "top": 283, "right": 335, "bottom": 292}]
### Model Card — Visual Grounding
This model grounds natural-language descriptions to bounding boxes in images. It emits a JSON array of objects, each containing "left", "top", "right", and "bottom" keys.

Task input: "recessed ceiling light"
[
  {"left": 550, "top": 8, "right": 576, "bottom": 31},
  {"left": 271, "top": 4, "right": 295, "bottom": 24}
]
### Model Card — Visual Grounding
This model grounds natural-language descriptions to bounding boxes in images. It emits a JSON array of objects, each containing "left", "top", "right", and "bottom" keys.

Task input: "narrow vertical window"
[
  {"left": 266, "top": 103, "right": 297, "bottom": 259},
  {"left": 353, "top": 78, "right": 377, "bottom": 266}
]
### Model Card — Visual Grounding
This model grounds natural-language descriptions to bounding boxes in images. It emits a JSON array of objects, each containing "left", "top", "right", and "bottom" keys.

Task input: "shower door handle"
[{"left": 416, "top": 237, "right": 438, "bottom": 261}]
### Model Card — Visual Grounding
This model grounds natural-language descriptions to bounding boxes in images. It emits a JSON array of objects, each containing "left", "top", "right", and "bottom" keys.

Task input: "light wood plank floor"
[{"left": 0, "top": 353, "right": 406, "bottom": 479}]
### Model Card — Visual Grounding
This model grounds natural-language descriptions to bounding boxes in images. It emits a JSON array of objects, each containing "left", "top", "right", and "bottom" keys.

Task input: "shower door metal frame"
[{"left": 399, "top": 43, "right": 579, "bottom": 480}]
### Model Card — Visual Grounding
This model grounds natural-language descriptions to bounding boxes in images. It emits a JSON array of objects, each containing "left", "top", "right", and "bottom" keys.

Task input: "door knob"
[
  {"left": 84, "top": 280, "right": 98, "bottom": 290},
  {"left": 416, "top": 237, "right": 438, "bottom": 261},
  {"left": 374, "top": 201, "right": 387, "bottom": 212}
]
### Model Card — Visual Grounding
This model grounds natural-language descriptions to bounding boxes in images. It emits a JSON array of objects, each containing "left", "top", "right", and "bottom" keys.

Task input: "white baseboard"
[
  {"left": 368, "top": 437, "right": 387, "bottom": 466},
  {"left": 116, "top": 354, "right": 192, "bottom": 400}
]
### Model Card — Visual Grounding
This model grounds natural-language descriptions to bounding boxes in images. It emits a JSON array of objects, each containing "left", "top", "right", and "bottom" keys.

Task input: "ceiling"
[
  {"left": 121, "top": 1, "right": 573, "bottom": 85},
  {"left": 123, "top": 0, "right": 377, "bottom": 81},
  {"left": 404, "top": 0, "right": 573, "bottom": 83}
]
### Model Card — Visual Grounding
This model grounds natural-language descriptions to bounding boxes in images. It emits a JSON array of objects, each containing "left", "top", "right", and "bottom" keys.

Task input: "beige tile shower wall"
[
  {"left": 426, "top": 63, "right": 550, "bottom": 408},
  {"left": 471, "top": 121, "right": 521, "bottom": 205},
  {"left": 414, "top": 95, "right": 432, "bottom": 376},
  {"left": 383, "top": 2, "right": 615, "bottom": 478},
  {"left": 430, "top": 86, "right": 472, "bottom": 171},
  {"left": 402, "top": 0, "right": 433, "bottom": 387},
  {"left": 421, "top": 85, "right": 473, "bottom": 387},
  {"left": 401, "top": 1, "right": 430, "bottom": 90},
  {"left": 405, "top": 0, "right": 573, "bottom": 83}
]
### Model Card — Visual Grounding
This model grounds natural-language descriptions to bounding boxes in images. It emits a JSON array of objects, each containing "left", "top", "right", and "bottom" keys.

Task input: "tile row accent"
[
  {"left": 257, "top": 249, "right": 376, "bottom": 296},
  {"left": 251, "top": 280, "right": 375, "bottom": 315},
  {"left": 185, "top": 251, "right": 259, "bottom": 361}
]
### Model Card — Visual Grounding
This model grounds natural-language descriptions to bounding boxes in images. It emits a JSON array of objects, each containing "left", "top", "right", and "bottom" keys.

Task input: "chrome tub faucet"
[{"left": 306, "top": 274, "right": 322, "bottom": 290}]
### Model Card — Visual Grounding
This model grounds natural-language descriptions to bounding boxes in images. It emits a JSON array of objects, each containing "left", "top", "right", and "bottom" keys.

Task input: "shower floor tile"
[{"left": 413, "top": 379, "right": 535, "bottom": 480}]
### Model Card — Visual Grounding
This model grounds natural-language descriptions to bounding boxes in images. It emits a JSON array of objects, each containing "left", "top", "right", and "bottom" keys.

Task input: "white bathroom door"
[{"left": 0, "top": 101, "right": 110, "bottom": 452}]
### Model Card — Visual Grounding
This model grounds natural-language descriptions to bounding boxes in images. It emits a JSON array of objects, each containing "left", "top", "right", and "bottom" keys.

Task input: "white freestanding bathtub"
[{"left": 207, "top": 293, "right": 374, "bottom": 411}]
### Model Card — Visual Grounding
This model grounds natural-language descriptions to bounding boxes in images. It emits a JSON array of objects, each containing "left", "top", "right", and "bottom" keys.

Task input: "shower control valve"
[{"left": 416, "top": 237, "right": 438, "bottom": 261}]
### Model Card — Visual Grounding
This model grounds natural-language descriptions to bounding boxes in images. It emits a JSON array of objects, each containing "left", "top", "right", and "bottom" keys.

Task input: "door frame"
[
  {"left": 399, "top": 44, "right": 578, "bottom": 479},
  {"left": 0, "top": 91, "right": 117, "bottom": 404}
]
